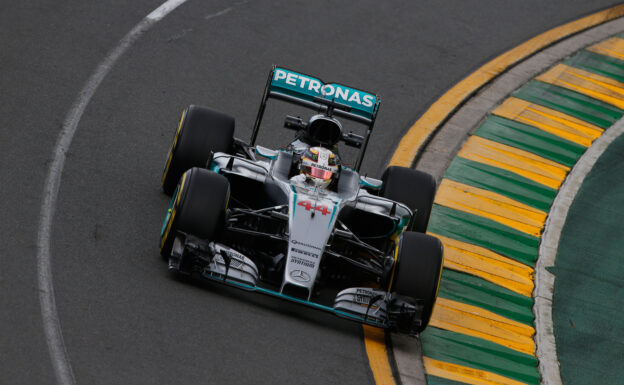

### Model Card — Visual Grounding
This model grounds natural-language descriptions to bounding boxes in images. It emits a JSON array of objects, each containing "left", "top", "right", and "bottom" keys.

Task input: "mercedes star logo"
[{"left": 290, "top": 269, "right": 311, "bottom": 282}]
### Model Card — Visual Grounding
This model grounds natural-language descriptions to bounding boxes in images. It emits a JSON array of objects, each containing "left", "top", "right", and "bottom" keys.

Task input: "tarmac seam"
[{"left": 535, "top": 115, "right": 624, "bottom": 385}]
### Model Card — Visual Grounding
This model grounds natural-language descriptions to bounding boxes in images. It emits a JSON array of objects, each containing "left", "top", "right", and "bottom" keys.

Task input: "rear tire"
[
  {"left": 381, "top": 166, "right": 436, "bottom": 232},
  {"left": 159, "top": 167, "right": 230, "bottom": 259},
  {"left": 391, "top": 231, "right": 443, "bottom": 333},
  {"left": 161, "top": 105, "right": 234, "bottom": 195}
]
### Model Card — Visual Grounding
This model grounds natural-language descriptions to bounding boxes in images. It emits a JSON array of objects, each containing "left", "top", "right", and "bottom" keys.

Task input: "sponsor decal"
[
  {"left": 290, "top": 269, "right": 311, "bottom": 282},
  {"left": 290, "top": 256, "right": 315, "bottom": 268},
  {"left": 271, "top": 68, "right": 377, "bottom": 118},
  {"left": 291, "top": 239, "right": 323, "bottom": 251},
  {"left": 215, "top": 253, "right": 243, "bottom": 268},
  {"left": 291, "top": 247, "right": 319, "bottom": 259}
]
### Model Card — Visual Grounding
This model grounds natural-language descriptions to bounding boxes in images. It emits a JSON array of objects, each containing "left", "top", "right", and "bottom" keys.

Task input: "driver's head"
[{"left": 300, "top": 147, "right": 340, "bottom": 188}]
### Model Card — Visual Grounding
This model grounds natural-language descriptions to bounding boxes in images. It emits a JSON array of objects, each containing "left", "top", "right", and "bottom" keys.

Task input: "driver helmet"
[{"left": 300, "top": 147, "right": 340, "bottom": 188}]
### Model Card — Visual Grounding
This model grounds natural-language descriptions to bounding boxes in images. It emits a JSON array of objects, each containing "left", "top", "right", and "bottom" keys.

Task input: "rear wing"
[{"left": 251, "top": 66, "right": 381, "bottom": 171}]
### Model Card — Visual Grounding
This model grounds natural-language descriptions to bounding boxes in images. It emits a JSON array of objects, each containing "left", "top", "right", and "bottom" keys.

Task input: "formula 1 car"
[{"left": 159, "top": 66, "right": 443, "bottom": 334}]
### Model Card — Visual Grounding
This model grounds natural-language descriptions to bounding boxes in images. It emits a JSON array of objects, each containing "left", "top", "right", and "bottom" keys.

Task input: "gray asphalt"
[{"left": 1, "top": 1, "right": 622, "bottom": 384}]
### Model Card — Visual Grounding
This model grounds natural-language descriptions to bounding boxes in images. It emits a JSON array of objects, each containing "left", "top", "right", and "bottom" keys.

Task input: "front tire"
[
  {"left": 381, "top": 166, "right": 436, "bottom": 233},
  {"left": 160, "top": 167, "right": 230, "bottom": 259},
  {"left": 391, "top": 231, "right": 443, "bottom": 333},
  {"left": 161, "top": 105, "right": 234, "bottom": 195}
]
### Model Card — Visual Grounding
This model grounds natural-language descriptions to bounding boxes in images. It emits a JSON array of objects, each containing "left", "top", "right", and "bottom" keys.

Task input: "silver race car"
[{"left": 159, "top": 66, "right": 443, "bottom": 334}]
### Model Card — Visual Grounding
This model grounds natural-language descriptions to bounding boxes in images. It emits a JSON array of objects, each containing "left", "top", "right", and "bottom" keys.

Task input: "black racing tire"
[
  {"left": 159, "top": 167, "right": 230, "bottom": 259},
  {"left": 161, "top": 105, "right": 234, "bottom": 195},
  {"left": 381, "top": 166, "right": 436, "bottom": 233},
  {"left": 391, "top": 231, "right": 443, "bottom": 333}
]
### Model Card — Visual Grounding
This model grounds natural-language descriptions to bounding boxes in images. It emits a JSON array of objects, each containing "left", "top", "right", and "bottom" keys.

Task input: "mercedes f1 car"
[{"left": 159, "top": 66, "right": 443, "bottom": 334}]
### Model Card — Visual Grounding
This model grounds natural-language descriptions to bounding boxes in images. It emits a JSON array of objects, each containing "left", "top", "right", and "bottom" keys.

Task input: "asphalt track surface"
[{"left": 1, "top": 1, "right": 622, "bottom": 384}]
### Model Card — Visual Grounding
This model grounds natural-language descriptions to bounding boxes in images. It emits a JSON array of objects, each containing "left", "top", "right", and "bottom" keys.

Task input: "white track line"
[
  {"left": 535, "top": 117, "right": 624, "bottom": 385},
  {"left": 36, "top": 1, "right": 188, "bottom": 384}
]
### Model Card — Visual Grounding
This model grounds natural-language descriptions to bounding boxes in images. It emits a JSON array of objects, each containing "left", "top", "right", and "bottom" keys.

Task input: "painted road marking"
[
  {"left": 435, "top": 179, "right": 547, "bottom": 237},
  {"left": 423, "top": 357, "right": 529, "bottom": 385},
  {"left": 457, "top": 136, "right": 569, "bottom": 189},
  {"left": 431, "top": 234, "right": 534, "bottom": 297},
  {"left": 35, "top": 1, "right": 214, "bottom": 384},
  {"left": 363, "top": 325, "right": 395, "bottom": 385},
  {"left": 537, "top": 63, "right": 624, "bottom": 109},
  {"left": 389, "top": 4, "right": 624, "bottom": 168},
  {"left": 587, "top": 36, "right": 624, "bottom": 60},
  {"left": 493, "top": 97, "right": 603, "bottom": 147},
  {"left": 429, "top": 298, "right": 535, "bottom": 355}
]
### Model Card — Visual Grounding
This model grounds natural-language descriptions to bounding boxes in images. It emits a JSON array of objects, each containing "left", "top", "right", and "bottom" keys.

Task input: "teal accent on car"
[
  {"left": 359, "top": 176, "right": 383, "bottom": 189},
  {"left": 209, "top": 162, "right": 220, "bottom": 173},
  {"left": 202, "top": 275, "right": 386, "bottom": 328},
  {"left": 328, "top": 200, "right": 340, "bottom": 229},
  {"left": 271, "top": 67, "right": 379, "bottom": 119},
  {"left": 396, "top": 216, "right": 410, "bottom": 235}
]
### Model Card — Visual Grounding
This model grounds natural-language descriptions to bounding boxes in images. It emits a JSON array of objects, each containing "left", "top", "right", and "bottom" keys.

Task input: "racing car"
[{"left": 159, "top": 66, "right": 443, "bottom": 334}]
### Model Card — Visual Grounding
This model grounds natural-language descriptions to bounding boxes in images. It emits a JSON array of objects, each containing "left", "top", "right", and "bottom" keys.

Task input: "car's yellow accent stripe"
[
  {"left": 429, "top": 298, "right": 535, "bottom": 355},
  {"left": 587, "top": 36, "right": 624, "bottom": 61},
  {"left": 363, "top": 325, "right": 396, "bottom": 385},
  {"left": 386, "top": 236, "right": 400, "bottom": 293},
  {"left": 457, "top": 136, "right": 569, "bottom": 190},
  {"left": 434, "top": 179, "right": 546, "bottom": 237},
  {"left": 537, "top": 63, "right": 624, "bottom": 110},
  {"left": 428, "top": 233, "right": 534, "bottom": 297},
  {"left": 492, "top": 97, "right": 603, "bottom": 147},
  {"left": 161, "top": 108, "right": 187, "bottom": 185},
  {"left": 388, "top": 4, "right": 624, "bottom": 167},
  {"left": 160, "top": 171, "right": 187, "bottom": 249},
  {"left": 423, "top": 357, "right": 528, "bottom": 385}
]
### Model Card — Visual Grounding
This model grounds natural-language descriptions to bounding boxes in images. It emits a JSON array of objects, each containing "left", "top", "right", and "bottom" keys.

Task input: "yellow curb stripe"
[
  {"left": 429, "top": 233, "right": 534, "bottom": 297},
  {"left": 429, "top": 298, "right": 535, "bottom": 355},
  {"left": 423, "top": 357, "right": 529, "bottom": 385},
  {"left": 363, "top": 325, "right": 396, "bottom": 385},
  {"left": 492, "top": 97, "right": 603, "bottom": 147},
  {"left": 388, "top": 4, "right": 624, "bottom": 167},
  {"left": 537, "top": 63, "right": 624, "bottom": 109},
  {"left": 434, "top": 179, "right": 547, "bottom": 237},
  {"left": 457, "top": 136, "right": 569, "bottom": 189},
  {"left": 383, "top": 5, "right": 624, "bottom": 384},
  {"left": 587, "top": 36, "right": 624, "bottom": 61}
]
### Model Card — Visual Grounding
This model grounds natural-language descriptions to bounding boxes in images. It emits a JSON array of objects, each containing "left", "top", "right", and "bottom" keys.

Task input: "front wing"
[{"left": 169, "top": 233, "right": 424, "bottom": 335}]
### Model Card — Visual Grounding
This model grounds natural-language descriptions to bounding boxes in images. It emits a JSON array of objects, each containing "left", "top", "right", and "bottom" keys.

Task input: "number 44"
[{"left": 297, "top": 200, "right": 331, "bottom": 216}]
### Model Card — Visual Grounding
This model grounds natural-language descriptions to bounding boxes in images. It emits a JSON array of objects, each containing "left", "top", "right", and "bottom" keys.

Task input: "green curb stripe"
[
  {"left": 474, "top": 115, "right": 585, "bottom": 167},
  {"left": 420, "top": 33, "right": 624, "bottom": 385},
  {"left": 428, "top": 204, "right": 539, "bottom": 266},
  {"left": 513, "top": 80, "right": 624, "bottom": 128},
  {"left": 426, "top": 375, "right": 467, "bottom": 385},
  {"left": 565, "top": 50, "right": 624, "bottom": 83},
  {"left": 438, "top": 269, "right": 534, "bottom": 325},
  {"left": 445, "top": 157, "right": 556, "bottom": 212},
  {"left": 421, "top": 327, "right": 539, "bottom": 384}
]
